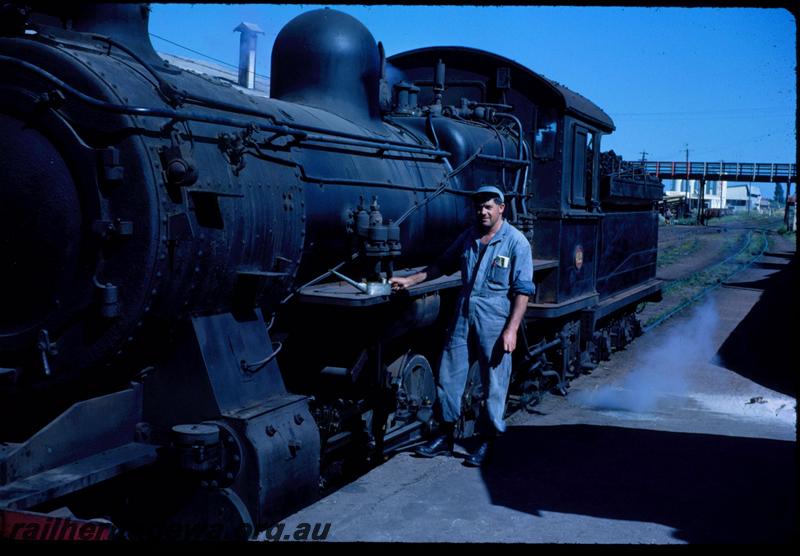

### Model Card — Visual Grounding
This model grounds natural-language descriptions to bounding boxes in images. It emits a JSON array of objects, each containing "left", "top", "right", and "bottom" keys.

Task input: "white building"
[
  {"left": 726, "top": 184, "right": 762, "bottom": 213},
  {"left": 664, "top": 179, "right": 727, "bottom": 210}
]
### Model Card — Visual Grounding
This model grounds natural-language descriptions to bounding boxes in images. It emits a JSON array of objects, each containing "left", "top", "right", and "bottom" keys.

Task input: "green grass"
[
  {"left": 644, "top": 230, "right": 768, "bottom": 327},
  {"left": 671, "top": 212, "right": 783, "bottom": 227},
  {"left": 657, "top": 237, "right": 700, "bottom": 267},
  {"left": 645, "top": 214, "right": 789, "bottom": 327}
]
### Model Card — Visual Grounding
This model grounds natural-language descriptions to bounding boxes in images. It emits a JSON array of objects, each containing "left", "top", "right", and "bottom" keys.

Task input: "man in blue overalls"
[{"left": 390, "top": 186, "right": 534, "bottom": 466}]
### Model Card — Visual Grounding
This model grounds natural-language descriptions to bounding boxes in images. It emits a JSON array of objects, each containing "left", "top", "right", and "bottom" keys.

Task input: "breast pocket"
[{"left": 486, "top": 264, "right": 510, "bottom": 291}]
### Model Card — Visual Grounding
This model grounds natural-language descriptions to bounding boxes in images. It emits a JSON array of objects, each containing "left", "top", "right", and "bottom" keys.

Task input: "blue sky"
[{"left": 149, "top": 4, "right": 796, "bottom": 197}]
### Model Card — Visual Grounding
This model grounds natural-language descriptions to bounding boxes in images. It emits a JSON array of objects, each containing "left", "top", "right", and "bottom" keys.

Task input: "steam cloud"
[{"left": 573, "top": 300, "right": 720, "bottom": 413}]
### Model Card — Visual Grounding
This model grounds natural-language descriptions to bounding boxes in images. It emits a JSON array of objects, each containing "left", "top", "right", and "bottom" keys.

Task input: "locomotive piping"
[
  {"left": 0, "top": 54, "right": 298, "bottom": 131},
  {"left": 240, "top": 342, "right": 283, "bottom": 374},
  {"left": 425, "top": 113, "right": 440, "bottom": 150},
  {"left": 494, "top": 113, "right": 525, "bottom": 162},
  {"left": 298, "top": 134, "right": 449, "bottom": 158},
  {"left": 287, "top": 119, "right": 443, "bottom": 152},
  {"left": 91, "top": 33, "right": 184, "bottom": 106},
  {"left": 394, "top": 137, "right": 495, "bottom": 225},
  {"left": 280, "top": 132, "right": 490, "bottom": 304},
  {"left": 297, "top": 173, "right": 469, "bottom": 196},
  {"left": 0, "top": 55, "right": 450, "bottom": 158},
  {"left": 493, "top": 112, "right": 528, "bottom": 224},
  {"left": 520, "top": 140, "right": 531, "bottom": 216}
]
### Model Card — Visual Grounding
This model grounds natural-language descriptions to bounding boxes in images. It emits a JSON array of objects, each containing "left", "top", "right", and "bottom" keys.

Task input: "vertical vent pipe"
[{"left": 234, "top": 22, "right": 263, "bottom": 89}]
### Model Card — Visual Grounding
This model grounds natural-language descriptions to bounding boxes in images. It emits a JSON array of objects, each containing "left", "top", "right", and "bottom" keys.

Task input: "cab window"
[
  {"left": 533, "top": 107, "right": 557, "bottom": 159},
  {"left": 571, "top": 126, "right": 589, "bottom": 205}
]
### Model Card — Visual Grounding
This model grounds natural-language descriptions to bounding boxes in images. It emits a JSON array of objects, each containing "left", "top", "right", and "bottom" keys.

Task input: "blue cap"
[{"left": 473, "top": 185, "right": 504, "bottom": 203}]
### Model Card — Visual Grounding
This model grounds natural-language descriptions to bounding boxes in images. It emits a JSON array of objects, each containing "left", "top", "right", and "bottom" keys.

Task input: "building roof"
[
  {"left": 234, "top": 22, "right": 264, "bottom": 34},
  {"left": 158, "top": 52, "right": 270, "bottom": 96}
]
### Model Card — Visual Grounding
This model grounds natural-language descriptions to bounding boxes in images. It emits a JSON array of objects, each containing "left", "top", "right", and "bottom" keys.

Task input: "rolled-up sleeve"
[{"left": 510, "top": 237, "right": 535, "bottom": 297}]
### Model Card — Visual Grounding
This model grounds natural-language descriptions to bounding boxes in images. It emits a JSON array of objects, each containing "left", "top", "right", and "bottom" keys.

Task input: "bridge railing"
[{"left": 638, "top": 161, "right": 796, "bottom": 183}]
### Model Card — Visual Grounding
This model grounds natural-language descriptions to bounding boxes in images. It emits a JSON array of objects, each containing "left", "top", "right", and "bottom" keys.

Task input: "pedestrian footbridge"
[{"left": 639, "top": 161, "right": 796, "bottom": 184}]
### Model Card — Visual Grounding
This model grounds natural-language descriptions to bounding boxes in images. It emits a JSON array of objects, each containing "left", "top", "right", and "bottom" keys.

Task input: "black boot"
[
  {"left": 463, "top": 439, "right": 493, "bottom": 467},
  {"left": 463, "top": 427, "right": 497, "bottom": 467},
  {"left": 414, "top": 423, "right": 454, "bottom": 458}
]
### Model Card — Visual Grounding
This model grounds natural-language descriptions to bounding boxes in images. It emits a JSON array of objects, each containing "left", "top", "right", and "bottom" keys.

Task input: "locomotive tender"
[{"left": 0, "top": 4, "right": 663, "bottom": 538}]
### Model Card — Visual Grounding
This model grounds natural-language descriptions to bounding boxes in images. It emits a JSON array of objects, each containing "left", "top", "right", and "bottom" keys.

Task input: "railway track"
[
  {"left": 334, "top": 217, "right": 787, "bottom": 476},
  {"left": 642, "top": 216, "right": 786, "bottom": 332}
]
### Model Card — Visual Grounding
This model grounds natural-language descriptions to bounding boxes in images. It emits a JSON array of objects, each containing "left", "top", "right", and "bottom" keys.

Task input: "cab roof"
[{"left": 388, "top": 46, "right": 615, "bottom": 132}]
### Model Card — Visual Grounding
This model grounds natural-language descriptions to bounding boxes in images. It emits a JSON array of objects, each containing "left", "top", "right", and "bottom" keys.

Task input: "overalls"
[{"left": 434, "top": 220, "right": 534, "bottom": 433}]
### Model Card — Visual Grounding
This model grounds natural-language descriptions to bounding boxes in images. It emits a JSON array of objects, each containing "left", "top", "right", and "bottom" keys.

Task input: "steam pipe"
[
  {"left": 0, "top": 56, "right": 450, "bottom": 159},
  {"left": 526, "top": 337, "right": 561, "bottom": 359},
  {"left": 493, "top": 112, "right": 525, "bottom": 161}
]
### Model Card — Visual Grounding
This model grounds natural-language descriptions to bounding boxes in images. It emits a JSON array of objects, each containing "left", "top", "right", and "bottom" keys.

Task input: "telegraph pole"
[
  {"left": 683, "top": 144, "right": 689, "bottom": 218},
  {"left": 698, "top": 178, "right": 706, "bottom": 225},
  {"left": 746, "top": 182, "right": 751, "bottom": 215}
]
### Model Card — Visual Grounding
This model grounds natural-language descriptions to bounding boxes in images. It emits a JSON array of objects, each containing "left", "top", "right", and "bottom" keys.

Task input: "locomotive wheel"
[
  {"left": 157, "top": 487, "right": 254, "bottom": 541},
  {"left": 369, "top": 353, "right": 436, "bottom": 461},
  {"left": 399, "top": 354, "right": 436, "bottom": 427}
]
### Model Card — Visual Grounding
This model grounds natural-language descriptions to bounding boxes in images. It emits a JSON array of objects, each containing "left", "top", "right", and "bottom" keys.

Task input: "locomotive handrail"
[
  {"left": 0, "top": 55, "right": 451, "bottom": 160},
  {"left": 475, "top": 154, "right": 529, "bottom": 166},
  {"left": 300, "top": 133, "right": 450, "bottom": 158},
  {"left": 394, "top": 140, "right": 491, "bottom": 225},
  {"left": 0, "top": 54, "right": 302, "bottom": 132},
  {"left": 240, "top": 342, "right": 283, "bottom": 374},
  {"left": 95, "top": 33, "right": 449, "bottom": 155},
  {"left": 298, "top": 173, "right": 470, "bottom": 195},
  {"left": 277, "top": 119, "right": 447, "bottom": 155}
]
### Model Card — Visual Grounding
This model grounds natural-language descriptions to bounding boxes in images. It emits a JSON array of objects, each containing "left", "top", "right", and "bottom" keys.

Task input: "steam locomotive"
[{"left": 0, "top": 4, "right": 663, "bottom": 539}]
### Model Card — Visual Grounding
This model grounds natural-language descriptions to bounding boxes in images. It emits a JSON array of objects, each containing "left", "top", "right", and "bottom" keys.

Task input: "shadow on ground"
[
  {"left": 482, "top": 424, "right": 796, "bottom": 544},
  {"left": 716, "top": 250, "right": 797, "bottom": 396}
]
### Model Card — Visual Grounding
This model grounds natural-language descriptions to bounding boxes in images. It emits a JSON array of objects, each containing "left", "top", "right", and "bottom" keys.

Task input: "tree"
[{"left": 774, "top": 183, "right": 785, "bottom": 205}]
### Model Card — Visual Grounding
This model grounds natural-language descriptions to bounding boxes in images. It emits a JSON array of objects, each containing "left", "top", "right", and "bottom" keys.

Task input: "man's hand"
[
  {"left": 501, "top": 294, "right": 529, "bottom": 353},
  {"left": 389, "top": 276, "right": 415, "bottom": 291},
  {"left": 501, "top": 327, "right": 517, "bottom": 353},
  {"left": 389, "top": 271, "right": 428, "bottom": 291}
]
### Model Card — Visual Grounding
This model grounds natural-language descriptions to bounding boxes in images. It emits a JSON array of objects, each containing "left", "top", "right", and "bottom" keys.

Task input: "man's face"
[{"left": 474, "top": 197, "right": 505, "bottom": 229}]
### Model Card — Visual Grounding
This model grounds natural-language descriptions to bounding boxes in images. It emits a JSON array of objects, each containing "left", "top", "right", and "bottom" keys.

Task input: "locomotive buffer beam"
[{"left": 0, "top": 386, "right": 157, "bottom": 511}]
